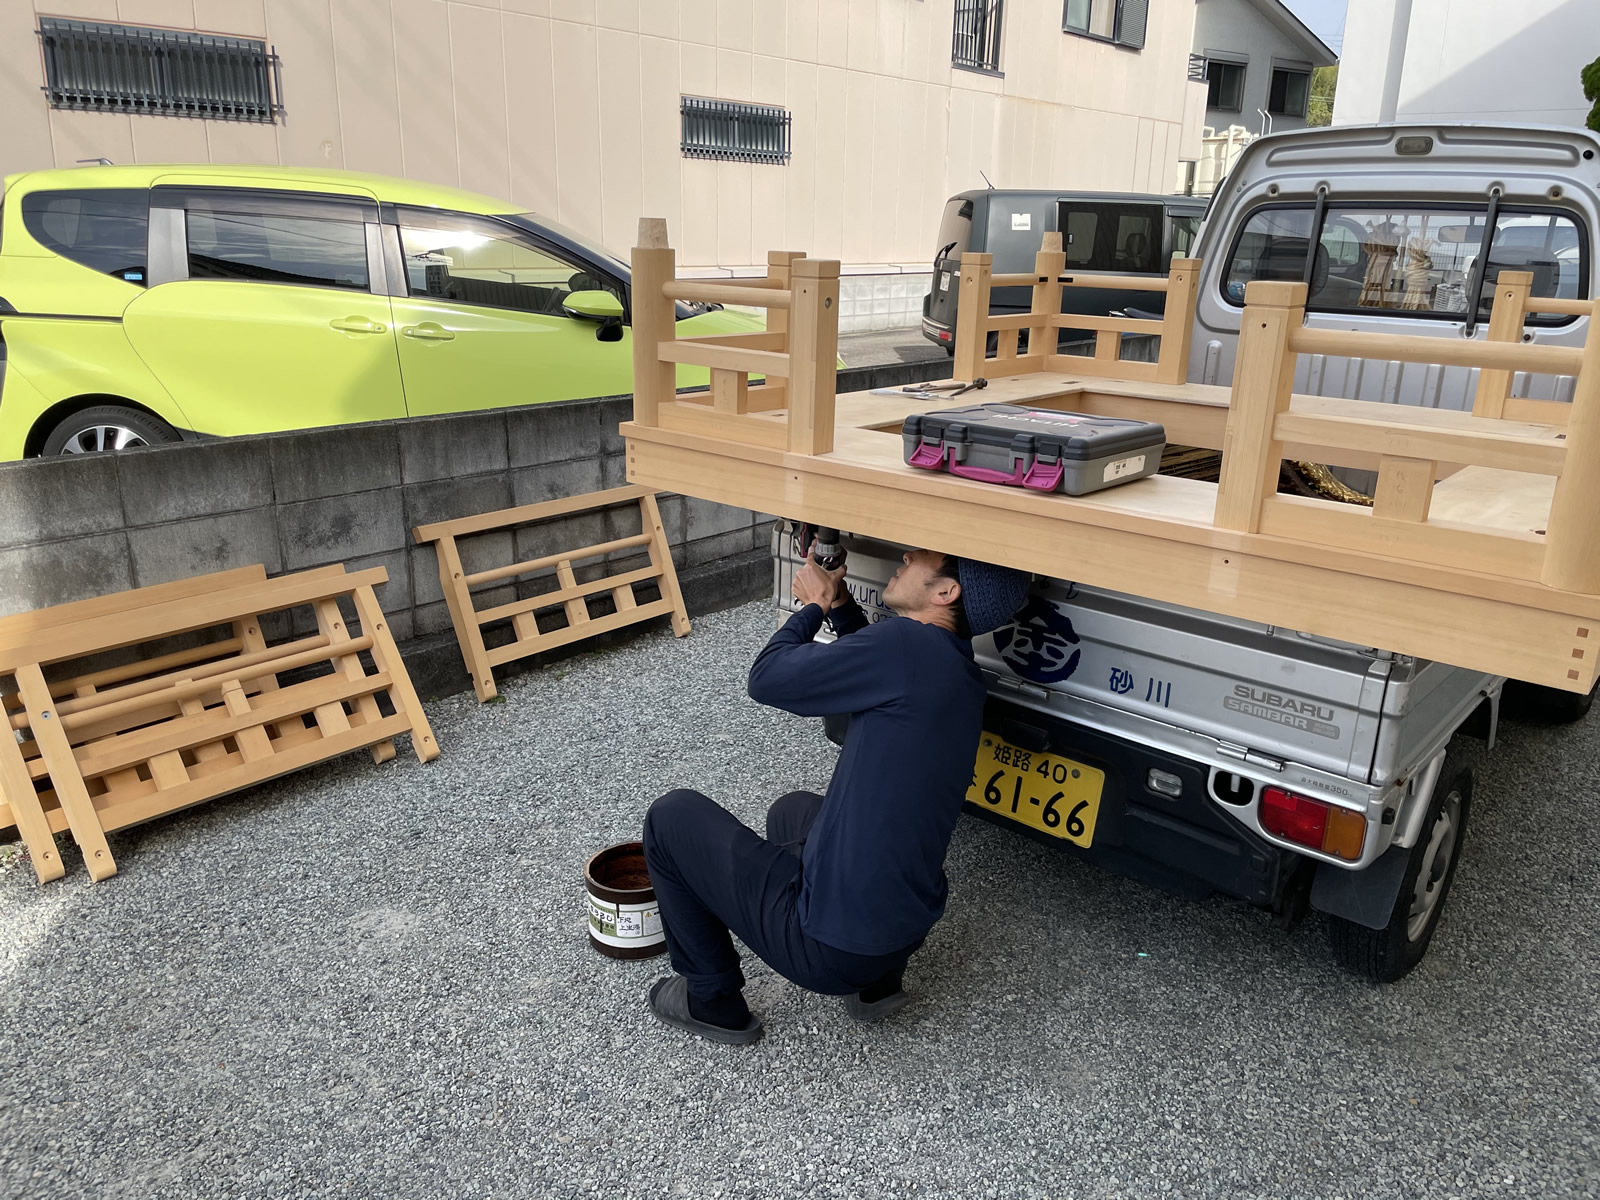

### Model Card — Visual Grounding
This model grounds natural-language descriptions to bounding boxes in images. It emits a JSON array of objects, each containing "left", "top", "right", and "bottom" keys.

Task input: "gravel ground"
[{"left": 2, "top": 600, "right": 1597, "bottom": 1200}]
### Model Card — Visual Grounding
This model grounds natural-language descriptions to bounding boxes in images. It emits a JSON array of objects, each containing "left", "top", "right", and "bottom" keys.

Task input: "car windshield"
[{"left": 507, "top": 213, "right": 629, "bottom": 274}]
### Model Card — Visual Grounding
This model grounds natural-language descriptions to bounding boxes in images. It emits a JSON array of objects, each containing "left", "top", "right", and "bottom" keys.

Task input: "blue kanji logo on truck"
[{"left": 994, "top": 595, "right": 1082, "bottom": 683}]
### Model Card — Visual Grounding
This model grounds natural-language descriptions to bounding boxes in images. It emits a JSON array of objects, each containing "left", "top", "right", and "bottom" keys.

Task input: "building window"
[
  {"left": 952, "top": 0, "right": 1004, "bottom": 74},
  {"left": 1206, "top": 60, "right": 1246, "bottom": 111},
  {"left": 1062, "top": 0, "right": 1147, "bottom": 50},
  {"left": 37, "top": 18, "right": 282, "bottom": 122},
  {"left": 1269, "top": 67, "right": 1311, "bottom": 118},
  {"left": 680, "top": 97, "right": 791, "bottom": 166}
]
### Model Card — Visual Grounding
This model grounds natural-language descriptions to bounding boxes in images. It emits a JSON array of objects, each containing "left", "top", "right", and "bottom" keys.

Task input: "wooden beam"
[
  {"left": 787, "top": 257, "right": 841, "bottom": 456},
  {"left": 630, "top": 218, "right": 676, "bottom": 427},
  {"left": 1213, "top": 280, "right": 1305, "bottom": 533},
  {"left": 661, "top": 281, "right": 792, "bottom": 309},
  {"left": 952, "top": 252, "right": 993, "bottom": 385},
  {"left": 1473, "top": 270, "right": 1533, "bottom": 419},
  {"left": 1372, "top": 456, "right": 1437, "bottom": 524},
  {"left": 1541, "top": 299, "right": 1600, "bottom": 594},
  {"left": 711, "top": 368, "right": 750, "bottom": 413},
  {"left": 1155, "top": 258, "right": 1201, "bottom": 386},
  {"left": 1272, "top": 408, "right": 1567, "bottom": 476},
  {"left": 414, "top": 484, "right": 649, "bottom": 542},
  {"left": 658, "top": 341, "right": 790, "bottom": 377},
  {"left": 1291, "top": 325, "right": 1584, "bottom": 377}
]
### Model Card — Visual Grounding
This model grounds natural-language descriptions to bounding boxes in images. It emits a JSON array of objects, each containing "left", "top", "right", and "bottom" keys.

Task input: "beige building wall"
[{"left": 1, "top": 0, "right": 1204, "bottom": 274}]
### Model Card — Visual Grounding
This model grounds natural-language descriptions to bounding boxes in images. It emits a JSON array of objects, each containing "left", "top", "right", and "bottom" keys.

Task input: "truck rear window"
[
  {"left": 1222, "top": 202, "right": 1587, "bottom": 324},
  {"left": 21, "top": 188, "right": 149, "bottom": 285}
]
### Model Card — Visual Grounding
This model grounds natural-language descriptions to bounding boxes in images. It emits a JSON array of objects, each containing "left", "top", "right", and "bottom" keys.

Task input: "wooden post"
[
  {"left": 763, "top": 250, "right": 802, "bottom": 408},
  {"left": 1155, "top": 257, "right": 1201, "bottom": 385},
  {"left": 1027, "top": 233, "right": 1065, "bottom": 357},
  {"left": 786, "top": 257, "right": 841, "bottom": 456},
  {"left": 1472, "top": 269, "right": 1534, "bottom": 419},
  {"left": 711, "top": 368, "right": 749, "bottom": 413},
  {"left": 1213, "top": 281, "right": 1307, "bottom": 533},
  {"left": 951, "top": 251, "right": 993, "bottom": 384},
  {"left": 630, "top": 218, "right": 677, "bottom": 427},
  {"left": 1372, "top": 456, "right": 1436, "bottom": 523},
  {"left": 1540, "top": 300, "right": 1600, "bottom": 593}
]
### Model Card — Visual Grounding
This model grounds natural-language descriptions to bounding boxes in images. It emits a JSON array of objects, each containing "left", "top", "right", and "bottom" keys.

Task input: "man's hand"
[{"left": 793, "top": 560, "right": 847, "bottom": 613}]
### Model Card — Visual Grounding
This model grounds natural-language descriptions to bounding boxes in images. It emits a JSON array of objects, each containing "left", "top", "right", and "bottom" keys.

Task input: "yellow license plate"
[{"left": 967, "top": 732, "right": 1104, "bottom": 848}]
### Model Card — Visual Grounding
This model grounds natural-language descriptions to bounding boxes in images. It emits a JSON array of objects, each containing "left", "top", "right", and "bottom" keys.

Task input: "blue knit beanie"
[{"left": 955, "top": 558, "right": 1033, "bottom": 637}]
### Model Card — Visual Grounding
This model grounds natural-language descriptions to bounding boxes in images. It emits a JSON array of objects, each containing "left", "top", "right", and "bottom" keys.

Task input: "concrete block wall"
[{"left": 0, "top": 395, "right": 765, "bottom": 654}]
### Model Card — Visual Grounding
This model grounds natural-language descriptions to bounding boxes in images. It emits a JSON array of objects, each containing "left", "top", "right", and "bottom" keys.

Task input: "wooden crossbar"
[
  {"left": 413, "top": 486, "right": 690, "bottom": 702},
  {"left": 0, "top": 564, "right": 437, "bottom": 885},
  {"left": 662, "top": 281, "right": 792, "bottom": 309}
]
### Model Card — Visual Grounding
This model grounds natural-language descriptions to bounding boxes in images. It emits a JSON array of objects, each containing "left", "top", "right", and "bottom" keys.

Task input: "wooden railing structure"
[
  {"left": 1471, "top": 268, "right": 1592, "bottom": 425},
  {"left": 951, "top": 232, "right": 1200, "bottom": 386},
  {"left": 630, "top": 217, "right": 841, "bottom": 454},
  {"left": 1218, "top": 279, "right": 1600, "bottom": 606}
]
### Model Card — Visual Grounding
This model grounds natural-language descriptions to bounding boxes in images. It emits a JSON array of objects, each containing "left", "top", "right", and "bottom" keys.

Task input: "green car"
[{"left": 0, "top": 164, "right": 766, "bottom": 460}]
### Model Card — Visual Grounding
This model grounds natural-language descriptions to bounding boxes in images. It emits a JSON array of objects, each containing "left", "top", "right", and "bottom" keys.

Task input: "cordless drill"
[{"left": 810, "top": 527, "right": 846, "bottom": 572}]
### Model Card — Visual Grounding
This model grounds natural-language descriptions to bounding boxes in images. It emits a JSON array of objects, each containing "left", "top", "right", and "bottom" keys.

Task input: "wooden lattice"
[
  {"left": 0, "top": 564, "right": 437, "bottom": 884},
  {"left": 413, "top": 484, "right": 690, "bottom": 702}
]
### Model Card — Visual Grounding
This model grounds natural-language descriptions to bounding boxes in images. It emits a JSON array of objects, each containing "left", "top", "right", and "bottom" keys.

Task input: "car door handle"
[
  {"left": 402, "top": 323, "right": 456, "bottom": 342},
  {"left": 329, "top": 316, "right": 387, "bottom": 334}
]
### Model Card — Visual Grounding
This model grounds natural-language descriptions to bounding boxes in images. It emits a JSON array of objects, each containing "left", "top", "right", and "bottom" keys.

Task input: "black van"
[{"left": 921, "top": 189, "right": 1206, "bottom": 353}]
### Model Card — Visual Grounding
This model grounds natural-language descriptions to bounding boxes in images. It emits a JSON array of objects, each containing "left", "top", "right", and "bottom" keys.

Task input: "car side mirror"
[{"left": 563, "top": 290, "right": 624, "bottom": 321}]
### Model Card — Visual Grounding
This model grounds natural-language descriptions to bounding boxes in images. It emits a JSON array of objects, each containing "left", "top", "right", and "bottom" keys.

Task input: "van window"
[
  {"left": 985, "top": 197, "right": 1056, "bottom": 273},
  {"left": 187, "top": 208, "right": 369, "bottom": 291},
  {"left": 21, "top": 189, "right": 149, "bottom": 284},
  {"left": 1223, "top": 203, "right": 1587, "bottom": 324},
  {"left": 934, "top": 197, "right": 974, "bottom": 267},
  {"left": 1170, "top": 214, "right": 1200, "bottom": 257},
  {"left": 1059, "top": 201, "right": 1164, "bottom": 273}
]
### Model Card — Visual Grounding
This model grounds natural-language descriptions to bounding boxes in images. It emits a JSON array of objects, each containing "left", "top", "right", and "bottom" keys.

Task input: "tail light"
[{"left": 1260, "top": 786, "right": 1365, "bottom": 861}]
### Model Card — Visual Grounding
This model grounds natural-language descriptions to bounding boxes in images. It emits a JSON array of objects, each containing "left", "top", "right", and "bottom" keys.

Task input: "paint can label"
[{"left": 588, "top": 892, "right": 665, "bottom": 948}]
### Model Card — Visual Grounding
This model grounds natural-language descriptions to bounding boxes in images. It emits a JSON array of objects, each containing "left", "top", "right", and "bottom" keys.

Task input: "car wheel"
[
  {"left": 41, "top": 405, "right": 179, "bottom": 456},
  {"left": 1327, "top": 743, "right": 1472, "bottom": 983}
]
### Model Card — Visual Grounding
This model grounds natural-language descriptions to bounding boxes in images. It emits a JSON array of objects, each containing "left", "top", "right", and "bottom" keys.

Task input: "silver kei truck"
[{"left": 774, "top": 524, "right": 1503, "bottom": 984}]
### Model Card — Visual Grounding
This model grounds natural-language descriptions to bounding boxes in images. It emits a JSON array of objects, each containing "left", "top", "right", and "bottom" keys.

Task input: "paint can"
[{"left": 585, "top": 840, "right": 667, "bottom": 959}]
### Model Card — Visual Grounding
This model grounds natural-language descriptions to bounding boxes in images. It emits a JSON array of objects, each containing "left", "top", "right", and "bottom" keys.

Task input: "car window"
[
  {"left": 21, "top": 188, "right": 149, "bottom": 284},
  {"left": 186, "top": 207, "right": 369, "bottom": 290},
  {"left": 933, "top": 196, "right": 975, "bottom": 266},
  {"left": 397, "top": 210, "right": 617, "bottom": 316},
  {"left": 1170, "top": 214, "right": 1200, "bottom": 257},
  {"left": 1059, "top": 202, "right": 1163, "bottom": 273},
  {"left": 1222, "top": 203, "right": 1587, "bottom": 325}
]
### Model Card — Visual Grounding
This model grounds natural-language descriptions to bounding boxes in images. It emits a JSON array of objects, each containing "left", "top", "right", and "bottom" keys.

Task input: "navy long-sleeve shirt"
[{"left": 747, "top": 598, "right": 986, "bottom": 955}]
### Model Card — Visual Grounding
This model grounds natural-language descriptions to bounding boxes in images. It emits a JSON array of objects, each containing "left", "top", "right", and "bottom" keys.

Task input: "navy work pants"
[{"left": 642, "top": 788, "right": 919, "bottom": 1003}]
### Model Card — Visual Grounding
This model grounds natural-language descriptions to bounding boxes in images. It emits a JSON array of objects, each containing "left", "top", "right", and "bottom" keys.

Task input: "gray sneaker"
[{"left": 845, "top": 989, "right": 911, "bottom": 1022}]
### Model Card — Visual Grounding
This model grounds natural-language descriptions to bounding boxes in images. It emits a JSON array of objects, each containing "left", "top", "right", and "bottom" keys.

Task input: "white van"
[{"left": 1188, "top": 123, "right": 1597, "bottom": 410}]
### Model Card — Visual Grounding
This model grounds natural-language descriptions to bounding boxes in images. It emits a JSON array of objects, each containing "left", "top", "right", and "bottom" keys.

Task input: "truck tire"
[
  {"left": 1327, "top": 744, "right": 1472, "bottom": 983},
  {"left": 41, "top": 405, "right": 179, "bottom": 456}
]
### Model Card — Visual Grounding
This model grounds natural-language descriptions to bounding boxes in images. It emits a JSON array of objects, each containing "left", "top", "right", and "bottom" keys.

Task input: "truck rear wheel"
[{"left": 1327, "top": 745, "right": 1472, "bottom": 983}]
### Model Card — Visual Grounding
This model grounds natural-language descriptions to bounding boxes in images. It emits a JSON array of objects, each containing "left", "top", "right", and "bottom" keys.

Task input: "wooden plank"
[
  {"left": 220, "top": 679, "right": 273, "bottom": 763},
  {"left": 1027, "top": 236, "right": 1066, "bottom": 357},
  {"left": 1213, "top": 281, "right": 1305, "bottom": 533},
  {"left": 0, "top": 702, "right": 65, "bottom": 882},
  {"left": 990, "top": 272, "right": 1171, "bottom": 292},
  {"left": 464, "top": 533, "right": 655, "bottom": 587},
  {"left": 44, "top": 637, "right": 245, "bottom": 700},
  {"left": 642, "top": 492, "right": 691, "bottom": 638},
  {"left": 15, "top": 664, "right": 116, "bottom": 881},
  {"left": 625, "top": 433, "right": 1594, "bottom": 691},
  {"left": 0, "top": 567, "right": 389, "bottom": 675},
  {"left": 661, "top": 281, "right": 791, "bottom": 309},
  {"left": 484, "top": 598, "right": 677, "bottom": 667},
  {"left": 413, "top": 484, "right": 650, "bottom": 542},
  {"left": 677, "top": 330, "right": 790, "bottom": 351},
  {"left": 1272, "top": 409, "right": 1567, "bottom": 476},
  {"left": 432, "top": 534, "right": 498, "bottom": 702},
  {"left": 711, "top": 368, "right": 750, "bottom": 414},
  {"left": 631, "top": 219, "right": 677, "bottom": 427},
  {"left": 1503, "top": 397, "right": 1571, "bottom": 426},
  {"left": 349, "top": 586, "right": 439, "bottom": 763},
  {"left": 657, "top": 402, "right": 790, "bottom": 450},
  {"left": 1473, "top": 270, "right": 1533, "bottom": 419},
  {"left": 317, "top": 597, "right": 394, "bottom": 766},
  {"left": 1290, "top": 325, "right": 1584, "bottom": 377},
  {"left": 1372, "top": 457, "right": 1437, "bottom": 523},
  {"left": 659, "top": 341, "right": 790, "bottom": 378},
  {"left": 952, "top": 252, "right": 993, "bottom": 385},
  {"left": 0, "top": 565, "right": 267, "bottom": 651},
  {"left": 473, "top": 566, "right": 662, "bottom": 626},
  {"left": 1257, "top": 496, "right": 1543, "bottom": 578},
  {"left": 613, "top": 584, "right": 638, "bottom": 612},
  {"left": 91, "top": 712, "right": 414, "bottom": 834}
]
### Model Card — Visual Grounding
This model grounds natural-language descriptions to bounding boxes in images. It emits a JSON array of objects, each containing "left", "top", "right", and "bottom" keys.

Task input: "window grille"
[
  {"left": 37, "top": 18, "right": 282, "bottom": 123},
  {"left": 953, "top": 0, "right": 1004, "bottom": 73},
  {"left": 1188, "top": 54, "right": 1208, "bottom": 83},
  {"left": 680, "top": 97, "right": 791, "bottom": 166}
]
